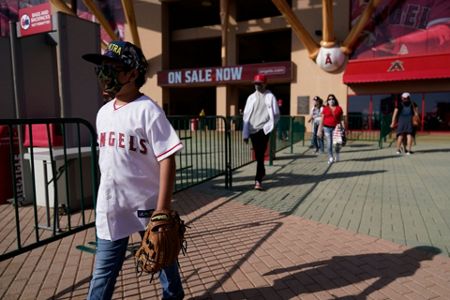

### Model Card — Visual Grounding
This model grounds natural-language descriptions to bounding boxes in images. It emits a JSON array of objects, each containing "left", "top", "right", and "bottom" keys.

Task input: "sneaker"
[
  {"left": 396, "top": 150, "right": 402, "bottom": 155},
  {"left": 254, "top": 181, "right": 263, "bottom": 190},
  {"left": 328, "top": 157, "right": 334, "bottom": 165},
  {"left": 406, "top": 151, "right": 411, "bottom": 155},
  {"left": 313, "top": 149, "right": 319, "bottom": 154}
]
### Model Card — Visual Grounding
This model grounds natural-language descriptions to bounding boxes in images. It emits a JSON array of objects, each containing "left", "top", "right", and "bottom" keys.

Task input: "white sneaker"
[
  {"left": 334, "top": 153, "right": 340, "bottom": 162},
  {"left": 328, "top": 157, "right": 334, "bottom": 165}
]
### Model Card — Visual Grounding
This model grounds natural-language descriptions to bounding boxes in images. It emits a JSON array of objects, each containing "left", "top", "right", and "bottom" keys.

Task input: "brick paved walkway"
[{"left": 1, "top": 141, "right": 450, "bottom": 299}]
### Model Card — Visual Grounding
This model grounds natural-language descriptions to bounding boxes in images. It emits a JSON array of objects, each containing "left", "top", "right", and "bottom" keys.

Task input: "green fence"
[
  {"left": 168, "top": 116, "right": 231, "bottom": 190},
  {"left": 0, "top": 115, "right": 305, "bottom": 260},
  {"left": 0, "top": 118, "right": 98, "bottom": 261},
  {"left": 346, "top": 114, "right": 381, "bottom": 142},
  {"left": 346, "top": 113, "right": 394, "bottom": 148}
]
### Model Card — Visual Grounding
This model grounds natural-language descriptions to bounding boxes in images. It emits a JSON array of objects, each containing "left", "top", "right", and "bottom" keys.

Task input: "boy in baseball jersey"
[{"left": 83, "top": 41, "right": 184, "bottom": 300}]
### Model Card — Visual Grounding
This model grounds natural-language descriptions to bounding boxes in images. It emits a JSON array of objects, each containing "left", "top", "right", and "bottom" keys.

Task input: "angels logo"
[
  {"left": 325, "top": 53, "right": 333, "bottom": 65},
  {"left": 20, "top": 14, "right": 31, "bottom": 30},
  {"left": 316, "top": 46, "right": 346, "bottom": 72},
  {"left": 387, "top": 60, "right": 404, "bottom": 72}
]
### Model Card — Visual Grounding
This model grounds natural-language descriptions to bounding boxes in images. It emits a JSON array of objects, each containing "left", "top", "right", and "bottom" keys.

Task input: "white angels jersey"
[{"left": 95, "top": 95, "right": 183, "bottom": 241}]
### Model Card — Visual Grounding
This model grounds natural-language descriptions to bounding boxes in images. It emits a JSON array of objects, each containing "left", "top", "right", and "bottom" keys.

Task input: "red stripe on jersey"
[{"left": 156, "top": 142, "right": 182, "bottom": 159}]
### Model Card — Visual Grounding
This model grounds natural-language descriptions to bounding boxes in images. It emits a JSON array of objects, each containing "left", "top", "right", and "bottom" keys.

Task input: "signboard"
[
  {"left": 157, "top": 61, "right": 293, "bottom": 87},
  {"left": 297, "top": 96, "right": 310, "bottom": 115},
  {"left": 350, "top": 0, "right": 450, "bottom": 59},
  {"left": 18, "top": 2, "right": 52, "bottom": 37}
]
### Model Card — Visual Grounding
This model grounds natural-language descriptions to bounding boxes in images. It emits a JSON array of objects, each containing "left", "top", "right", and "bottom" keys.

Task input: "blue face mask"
[{"left": 328, "top": 99, "right": 336, "bottom": 106}]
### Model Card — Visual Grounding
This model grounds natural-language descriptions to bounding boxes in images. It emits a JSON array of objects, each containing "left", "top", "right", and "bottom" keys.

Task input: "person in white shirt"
[
  {"left": 83, "top": 41, "right": 184, "bottom": 300},
  {"left": 308, "top": 96, "right": 324, "bottom": 154},
  {"left": 243, "top": 74, "right": 280, "bottom": 190}
]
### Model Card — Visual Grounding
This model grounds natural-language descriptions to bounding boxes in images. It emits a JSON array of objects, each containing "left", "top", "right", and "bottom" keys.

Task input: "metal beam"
[
  {"left": 321, "top": 0, "right": 335, "bottom": 48},
  {"left": 49, "top": 0, "right": 75, "bottom": 15},
  {"left": 341, "top": 0, "right": 383, "bottom": 55},
  {"left": 82, "top": 0, "right": 118, "bottom": 41},
  {"left": 49, "top": 0, "right": 107, "bottom": 49},
  {"left": 220, "top": 0, "right": 229, "bottom": 66},
  {"left": 121, "top": 0, "right": 141, "bottom": 48},
  {"left": 271, "top": 0, "right": 320, "bottom": 59}
]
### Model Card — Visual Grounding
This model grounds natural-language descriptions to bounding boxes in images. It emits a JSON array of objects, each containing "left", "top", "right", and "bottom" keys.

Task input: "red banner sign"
[
  {"left": 157, "top": 62, "right": 292, "bottom": 87},
  {"left": 18, "top": 2, "right": 52, "bottom": 37},
  {"left": 343, "top": 53, "right": 450, "bottom": 83}
]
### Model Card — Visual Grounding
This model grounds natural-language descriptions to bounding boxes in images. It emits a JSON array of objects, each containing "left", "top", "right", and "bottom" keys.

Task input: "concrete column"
[
  {"left": 216, "top": 86, "right": 227, "bottom": 117},
  {"left": 217, "top": 0, "right": 238, "bottom": 116},
  {"left": 130, "top": 1, "right": 164, "bottom": 107}
]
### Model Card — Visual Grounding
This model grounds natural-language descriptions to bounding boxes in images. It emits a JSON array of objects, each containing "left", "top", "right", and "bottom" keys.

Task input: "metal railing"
[
  {"left": 169, "top": 116, "right": 231, "bottom": 190},
  {"left": 169, "top": 115, "right": 305, "bottom": 189},
  {"left": 0, "top": 115, "right": 306, "bottom": 260},
  {"left": 346, "top": 114, "right": 381, "bottom": 142},
  {"left": 227, "top": 115, "right": 305, "bottom": 171},
  {"left": 0, "top": 118, "right": 98, "bottom": 261}
]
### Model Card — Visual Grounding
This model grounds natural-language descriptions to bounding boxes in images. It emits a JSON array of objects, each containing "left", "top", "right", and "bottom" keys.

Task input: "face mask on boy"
[{"left": 95, "top": 64, "right": 130, "bottom": 101}]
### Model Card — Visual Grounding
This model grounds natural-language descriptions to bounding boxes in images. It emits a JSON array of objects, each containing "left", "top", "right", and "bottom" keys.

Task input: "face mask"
[
  {"left": 96, "top": 65, "right": 129, "bottom": 101},
  {"left": 328, "top": 99, "right": 336, "bottom": 106},
  {"left": 255, "top": 84, "right": 265, "bottom": 93}
]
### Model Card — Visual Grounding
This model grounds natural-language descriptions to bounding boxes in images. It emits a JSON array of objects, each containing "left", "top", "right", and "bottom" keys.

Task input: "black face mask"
[
  {"left": 402, "top": 100, "right": 411, "bottom": 106},
  {"left": 95, "top": 65, "right": 129, "bottom": 101},
  {"left": 255, "top": 84, "right": 266, "bottom": 93}
]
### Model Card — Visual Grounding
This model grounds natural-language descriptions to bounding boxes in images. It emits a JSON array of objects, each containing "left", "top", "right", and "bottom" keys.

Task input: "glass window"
[
  {"left": 348, "top": 95, "right": 370, "bottom": 130},
  {"left": 372, "top": 94, "right": 396, "bottom": 130},
  {"left": 349, "top": 92, "right": 450, "bottom": 132},
  {"left": 424, "top": 92, "right": 450, "bottom": 131},
  {"left": 405, "top": 93, "right": 423, "bottom": 115}
]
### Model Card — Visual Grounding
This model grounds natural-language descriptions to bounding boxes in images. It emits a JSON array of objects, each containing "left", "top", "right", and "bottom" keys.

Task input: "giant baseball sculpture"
[{"left": 272, "top": 0, "right": 382, "bottom": 73}]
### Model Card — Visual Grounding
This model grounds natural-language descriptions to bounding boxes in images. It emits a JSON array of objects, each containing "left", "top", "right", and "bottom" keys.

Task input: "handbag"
[
  {"left": 341, "top": 128, "right": 347, "bottom": 146},
  {"left": 412, "top": 114, "right": 421, "bottom": 128},
  {"left": 333, "top": 124, "right": 346, "bottom": 146}
]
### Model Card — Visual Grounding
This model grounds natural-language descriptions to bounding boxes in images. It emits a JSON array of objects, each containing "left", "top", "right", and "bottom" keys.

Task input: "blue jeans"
[
  {"left": 323, "top": 126, "right": 336, "bottom": 159},
  {"left": 311, "top": 122, "right": 324, "bottom": 152},
  {"left": 87, "top": 237, "right": 184, "bottom": 300}
]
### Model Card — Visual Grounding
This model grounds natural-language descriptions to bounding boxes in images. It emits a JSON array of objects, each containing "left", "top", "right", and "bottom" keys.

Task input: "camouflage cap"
[{"left": 82, "top": 41, "right": 148, "bottom": 75}]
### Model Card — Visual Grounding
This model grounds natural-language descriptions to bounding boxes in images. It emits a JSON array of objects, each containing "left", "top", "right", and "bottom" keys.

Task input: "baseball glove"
[{"left": 135, "top": 210, "right": 187, "bottom": 277}]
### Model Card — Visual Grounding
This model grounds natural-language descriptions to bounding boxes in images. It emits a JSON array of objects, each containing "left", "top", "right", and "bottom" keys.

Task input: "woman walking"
[
  {"left": 318, "top": 94, "right": 345, "bottom": 164},
  {"left": 308, "top": 96, "right": 324, "bottom": 154}
]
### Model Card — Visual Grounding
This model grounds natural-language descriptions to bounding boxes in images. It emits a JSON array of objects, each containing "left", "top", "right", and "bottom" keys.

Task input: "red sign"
[
  {"left": 18, "top": 2, "right": 52, "bottom": 37},
  {"left": 343, "top": 53, "right": 450, "bottom": 83},
  {"left": 157, "top": 62, "right": 292, "bottom": 87}
]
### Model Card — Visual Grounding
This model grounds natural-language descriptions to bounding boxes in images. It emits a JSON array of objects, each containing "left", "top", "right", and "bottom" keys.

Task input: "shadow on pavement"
[
  {"left": 350, "top": 155, "right": 398, "bottom": 162},
  {"left": 50, "top": 277, "right": 91, "bottom": 300},
  {"left": 228, "top": 170, "right": 387, "bottom": 188},
  {"left": 195, "top": 246, "right": 441, "bottom": 300},
  {"left": 413, "top": 148, "right": 450, "bottom": 154}
]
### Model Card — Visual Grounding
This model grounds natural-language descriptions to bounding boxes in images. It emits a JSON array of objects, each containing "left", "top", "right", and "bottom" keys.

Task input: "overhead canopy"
[{"left": 343, "top": 53, "right": 450, "bottom": 84}]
